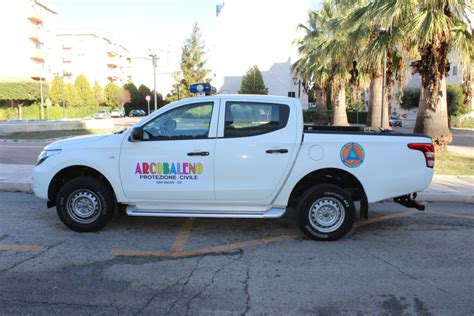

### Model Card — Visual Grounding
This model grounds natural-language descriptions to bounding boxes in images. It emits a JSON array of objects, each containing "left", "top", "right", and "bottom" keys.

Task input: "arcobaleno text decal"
[{"left": 135, "top": 162, "right": 203, "bottom": 175}]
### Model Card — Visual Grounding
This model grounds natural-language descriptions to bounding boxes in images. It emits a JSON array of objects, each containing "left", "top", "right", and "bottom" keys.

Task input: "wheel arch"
[
  {"left": 48, "top": 165, "right": 117, "bottom": 207},
  {"left": 287, "top": 168, "right": 368, "bottom": 216}
]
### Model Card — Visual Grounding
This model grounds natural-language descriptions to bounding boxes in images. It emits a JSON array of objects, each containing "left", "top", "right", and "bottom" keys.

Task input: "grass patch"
[
  {"left": 435, "top": 152, "right": 474, "bottom": 175},
  {"left": 0, "top": 128, "right": 123, "bottom": 140}
]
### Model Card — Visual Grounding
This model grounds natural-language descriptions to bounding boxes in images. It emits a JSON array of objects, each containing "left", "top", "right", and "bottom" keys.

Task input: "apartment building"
[
  {"left": 54, "top": 33, "right": 132, "bottom": 87},
  {"left": 0, "top": 0, "right": 57, "bottom": 82}
]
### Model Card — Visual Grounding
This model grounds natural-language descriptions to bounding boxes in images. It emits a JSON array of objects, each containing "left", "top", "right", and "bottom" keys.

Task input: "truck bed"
[{"left": 303, "top": 125, "right": 430, "bottom": 138}]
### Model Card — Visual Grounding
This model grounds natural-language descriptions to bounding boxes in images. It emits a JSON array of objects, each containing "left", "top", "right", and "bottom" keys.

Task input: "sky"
[{"left": 53, "top": 0, "right": 322, "bottom": 92}]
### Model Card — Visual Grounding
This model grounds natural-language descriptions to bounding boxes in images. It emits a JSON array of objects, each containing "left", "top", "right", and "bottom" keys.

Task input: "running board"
[{"left": 126, "top": 206, "right": 286, "bottom": 219}]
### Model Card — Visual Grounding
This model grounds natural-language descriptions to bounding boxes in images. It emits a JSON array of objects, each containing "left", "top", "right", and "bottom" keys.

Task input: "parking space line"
[
  {"left": 170, "top": 219, "right": 194, "bottom": 253},
  {"left": 354, "top": 211, "right": 419, "bottom": 228},
  {"left": 111, "top": 232, "right": 303, "bottom": 258},
  {"left": 0, "top": 244, "right": 41, "bottom": 252}
]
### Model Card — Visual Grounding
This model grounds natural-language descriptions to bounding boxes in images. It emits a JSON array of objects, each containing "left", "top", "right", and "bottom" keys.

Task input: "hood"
[{"left": 45, "top": 133, "right": 112, "bottom": 150}]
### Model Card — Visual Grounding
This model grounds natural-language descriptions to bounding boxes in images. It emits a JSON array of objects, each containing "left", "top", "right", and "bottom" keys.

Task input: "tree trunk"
[
  {"left": 313, "top": 87, "right": 329, "bottom": 125},
  {"left": 414, "top": 77, "right": 452, "bottom": 152},
  {"left": 367, "top": 68, "right": 390, "bottom": 128},
  {"left": 332, "top": 85, "right": 349, "bottom": 126}
]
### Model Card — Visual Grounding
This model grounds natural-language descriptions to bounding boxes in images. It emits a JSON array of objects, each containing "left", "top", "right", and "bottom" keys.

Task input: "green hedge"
[
  {"left": 0, "top": 104, "right": 112, "bottom": 120},
  {"left": 400, "top": 84, "right": 468, "bottom": 117},
  {"left": 303, "top": 109, "right": 367, "bottom": 124},
  {"left": 347, "top": 111, "right": 367, "bottom": 124}
]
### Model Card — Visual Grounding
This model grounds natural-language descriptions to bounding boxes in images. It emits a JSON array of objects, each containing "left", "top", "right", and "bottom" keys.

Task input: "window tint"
[
  {"left": 142, "top": 102, "right": 213, "bottom": 140},
  {"left": 224, "top": 102, "right": 289, "bottom": 137}
]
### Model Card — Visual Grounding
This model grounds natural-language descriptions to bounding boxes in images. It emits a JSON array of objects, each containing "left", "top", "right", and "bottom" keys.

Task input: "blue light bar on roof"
[{"left": 189, "top": 83, "right": 217, "bottom": 95}]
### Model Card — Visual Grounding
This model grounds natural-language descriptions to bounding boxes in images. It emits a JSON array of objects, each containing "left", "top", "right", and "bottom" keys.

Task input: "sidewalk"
[{"left": 0, "top": 164, "right": 472, "bottom": 204}]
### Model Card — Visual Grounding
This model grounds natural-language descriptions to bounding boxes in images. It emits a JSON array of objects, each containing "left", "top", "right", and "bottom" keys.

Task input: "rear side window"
[{"left": 224, "top": 102, "right": 290, "bottom": 137}]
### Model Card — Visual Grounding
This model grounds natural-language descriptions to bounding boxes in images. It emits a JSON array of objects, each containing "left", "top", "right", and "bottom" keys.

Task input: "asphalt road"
[
  {"left": 392, "top": 127, "right": 474, "bottom": 147},
  {"left": 0, "top": 117, "right": 139, "bottom": 165},
  {"left": 0, "top": 141, "right": 49, "bottom": 165},
  {"left": 0, "top": 192, "right": 473, "bottom": 315},
  {"left": 0, "top": 127, "right": 472, "bottom": 166}
]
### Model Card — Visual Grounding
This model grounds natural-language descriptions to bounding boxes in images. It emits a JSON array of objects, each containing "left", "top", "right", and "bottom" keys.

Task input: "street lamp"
[
  {"left": 292, "top": 77, "right": 302, "bottom": 98},
  {"left": 149, "top": 52, "right": 158, "bottom": 111},
  {"left": 134, "top": 52, "right": 159, "bottom": 111}
]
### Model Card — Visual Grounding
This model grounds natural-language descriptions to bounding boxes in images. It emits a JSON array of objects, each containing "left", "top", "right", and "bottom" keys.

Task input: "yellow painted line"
[
  {"left": 0, "top": 244, "right": 41, "bottom": 252},
  {"left": 112, "top": 232, "right": 303, "bottom": 258},
  {"left": 354, "top": 210, "right": 419, "bottom": 228},
  {"left": 170, "top": 219, "right": 194, "bottom": 253},
  {"left": 427, "top": 212, "right": 474, "bottom": 220},
  {"left": 111, "top": 249, "right": 169, "bottom": 257}
]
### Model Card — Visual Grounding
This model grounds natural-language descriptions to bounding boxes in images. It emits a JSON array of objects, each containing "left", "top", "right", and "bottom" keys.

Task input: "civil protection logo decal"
[{"left": 340, "top": 142, "right": 365, "bottom": 168}]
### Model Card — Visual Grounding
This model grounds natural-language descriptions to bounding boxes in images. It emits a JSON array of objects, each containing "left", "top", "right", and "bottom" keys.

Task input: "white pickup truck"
[{"left": 33, "top": 95, "right": 434, "bottom": 240}]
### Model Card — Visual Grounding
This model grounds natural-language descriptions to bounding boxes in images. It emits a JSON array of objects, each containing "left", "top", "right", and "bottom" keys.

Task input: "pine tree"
[
  {"left": 239, "top": 66, "right": 268, "bottom": 95},
  {"left": 168, "top": 22, "right": 211, "bottom": 102},
  {"left": 93, "top": 81, "right": 105, "bottom": 105},
  {"left": 74, "top": 74, "right": 95, "bottom": 106},
  {"left": 49, "top": 75, "right": 63, "bottom": 106}
]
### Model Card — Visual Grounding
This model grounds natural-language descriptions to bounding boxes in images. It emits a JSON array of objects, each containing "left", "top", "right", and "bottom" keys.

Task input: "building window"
[{"left": 453, "top": 66, "right": 458, "bottom": 76}]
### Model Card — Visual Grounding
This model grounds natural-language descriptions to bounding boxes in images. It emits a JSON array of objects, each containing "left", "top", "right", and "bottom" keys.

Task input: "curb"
[
  {"left": 0, "top": 182, "right": 32, "bottom": 193},
  {"left": 417, "top": 192, "right": 473, "bottom": 204}
]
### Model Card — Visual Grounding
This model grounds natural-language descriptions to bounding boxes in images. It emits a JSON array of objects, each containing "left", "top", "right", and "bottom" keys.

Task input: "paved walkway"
[{"left": 0, "top": 164, "right": 472, "bottom": 204}]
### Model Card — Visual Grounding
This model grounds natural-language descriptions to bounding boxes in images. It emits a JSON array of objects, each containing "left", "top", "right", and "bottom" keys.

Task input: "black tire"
[
  {"left": 297, "top": 184, "right": 355, "bottom": 241},
  {"left": 56, "top": 176, "right": 115, "bottom": 232}
]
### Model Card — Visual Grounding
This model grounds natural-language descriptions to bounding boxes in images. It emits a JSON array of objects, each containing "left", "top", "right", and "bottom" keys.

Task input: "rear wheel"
[
  {"left": 297, "top": 184, "right": 355, "bottom": 241},
  {"left": 56, "top": 176, "right": 115, "bottom": 232}
]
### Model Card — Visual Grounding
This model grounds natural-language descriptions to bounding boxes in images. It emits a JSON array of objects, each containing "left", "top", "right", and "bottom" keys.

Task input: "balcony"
[
  {"left": 31, "top": 66, "right": 46, "bottom": 81},
  {"left": 27, "top": 9, "right": 45, "bottom": 25},
  {"left": 62, "top": 52, "right": 73, "bottom": 63},
  {"left": 30, "top": 49, "right": 46, "bottom": 62},
  {"left": 28, "top": 28, "right": 41, "bottom": 43}
]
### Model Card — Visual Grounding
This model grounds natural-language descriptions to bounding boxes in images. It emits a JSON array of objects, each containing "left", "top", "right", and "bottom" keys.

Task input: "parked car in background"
[
  {"left": 110, "top": 109, "right": 125, "bottom": 118},
  {"left": 129, "top": 109, "right": 146, "bottom": 117},
  {"left": 389, "top": 115, "right": 403, "bottom": 127},
  {"left": 93, "top": 110, "right": 111, "bottom": 119}
]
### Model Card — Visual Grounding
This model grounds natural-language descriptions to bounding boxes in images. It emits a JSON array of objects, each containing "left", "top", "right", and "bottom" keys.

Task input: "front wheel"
[
  {"left": 56, "top": 176, "right": 115, "bottom": 232},
  {"left": 297, "top": 184, "right": 355, "bottom": 241}
]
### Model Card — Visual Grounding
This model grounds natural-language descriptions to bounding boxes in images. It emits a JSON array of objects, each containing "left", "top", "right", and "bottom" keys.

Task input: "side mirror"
[{"left": 130, "top": 126, "right": 143, "bottom": 142}]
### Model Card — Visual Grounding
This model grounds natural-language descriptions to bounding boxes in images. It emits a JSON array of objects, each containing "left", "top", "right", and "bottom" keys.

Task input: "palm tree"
[
  {"left": 347, "top": 2, "right": 410, "bottom": 129},
  {"left": 359, "top": 0, "right": 472, "bottom": 151},
  {"left": 294, "top": 1, "right": 362, "bottom": 126},
  {"left": 293, "top": 9, "right": 331, "bottom": 125}
]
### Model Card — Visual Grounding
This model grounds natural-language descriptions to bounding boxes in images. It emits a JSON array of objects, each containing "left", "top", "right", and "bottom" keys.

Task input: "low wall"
[{"left": 0, "top": 119, "right": 114, "bottom": 134}]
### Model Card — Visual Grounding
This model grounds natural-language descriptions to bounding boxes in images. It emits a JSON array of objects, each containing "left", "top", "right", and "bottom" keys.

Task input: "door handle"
[
  {"left": 266, "top": 149, "right": 288, "bottom": 154},
  {"left": 187, "top": 151, "right": 210, "bottom": 156}
]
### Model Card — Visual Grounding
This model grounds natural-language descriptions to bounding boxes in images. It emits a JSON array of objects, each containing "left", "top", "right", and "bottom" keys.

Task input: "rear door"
[{"left": 213, "top": 99, "right": 298, "bottom": 203}]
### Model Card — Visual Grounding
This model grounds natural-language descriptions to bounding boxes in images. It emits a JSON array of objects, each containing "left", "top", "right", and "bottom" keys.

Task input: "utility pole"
[
  {"left": 134, "top": 52, "right": 159, "bottom": 111},
  {"left": 149, "top": 52, "right": 159, "bottom": 111}
]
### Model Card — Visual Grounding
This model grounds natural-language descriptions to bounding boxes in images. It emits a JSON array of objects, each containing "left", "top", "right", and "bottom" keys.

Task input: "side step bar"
[{"left": 126, "top": 206, "right": 286, "bottom": 219}]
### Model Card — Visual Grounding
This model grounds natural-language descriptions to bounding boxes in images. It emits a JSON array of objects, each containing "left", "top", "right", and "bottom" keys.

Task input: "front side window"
[
  {"left": 142, "top": 102, "right": 213, "bottom": 140},
  {"left": 224, "top": 102, "right": 290, "bottom": 137}
]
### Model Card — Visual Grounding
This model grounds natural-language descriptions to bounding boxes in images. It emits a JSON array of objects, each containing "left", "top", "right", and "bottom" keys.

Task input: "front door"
[{"left": 119, "top": 101, "right": 218, "bottom": 202}]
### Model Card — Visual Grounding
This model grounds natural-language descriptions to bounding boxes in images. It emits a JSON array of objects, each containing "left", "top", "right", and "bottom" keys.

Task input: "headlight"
[{"left": 36, "top": 149, "right": 61, "bottom": 166}]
